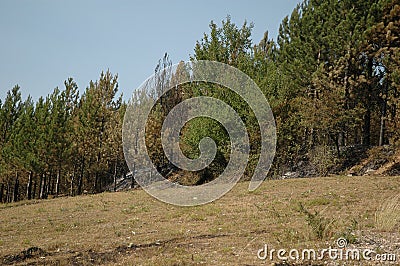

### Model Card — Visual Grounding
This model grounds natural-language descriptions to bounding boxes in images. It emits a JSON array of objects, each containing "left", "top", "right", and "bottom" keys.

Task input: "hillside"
[{"left": 1, "top": 175, "right": 400, "bottom": 265}]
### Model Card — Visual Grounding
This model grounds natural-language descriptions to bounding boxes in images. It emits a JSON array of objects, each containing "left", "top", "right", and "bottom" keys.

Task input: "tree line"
[
  {"left": 182, "top": 0, "right": 400, "bottom": 180},
  {"left": 0, "top": 72, "right": 127, "bottom": 202},
  {"left": 1, "top": 0, "right": 399, "bottom": 202}
]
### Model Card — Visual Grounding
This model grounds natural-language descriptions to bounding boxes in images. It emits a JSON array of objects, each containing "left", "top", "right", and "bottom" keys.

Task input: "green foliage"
[
  {"left": 0, "top": 71, "right": 127, "bottom": 202},
  {"left": 1, "top": 1, "right": 400, "bottom": 201},
  {"left": 297, "top": 202, "right": 336, "bottom": 240},
  {"left": 193, "top": 15, "right": 253, "bottom": 68}
]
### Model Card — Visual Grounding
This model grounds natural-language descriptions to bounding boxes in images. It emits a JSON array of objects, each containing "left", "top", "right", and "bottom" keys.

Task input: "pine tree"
[
  {"left": 73, "top": 71, "right": 122, "bottom": 193},
  {"left": 363, "top": 0, "right": 400, "bottom": 144}
]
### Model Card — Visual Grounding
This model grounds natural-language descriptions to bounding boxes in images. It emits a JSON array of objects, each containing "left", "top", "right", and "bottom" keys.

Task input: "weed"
[
  {"left": 301, "top": 189, "right": 313, "bottom": 198},
  {"left": 297, "top": 202, "right": 335, "bottom": 240},
  {"left": 36, "top": 207, "right": 45, "bottom": 213},
  {"left": 22, "top": 239, "right": 31, "bottom": 246},
  {"left": 55, "top": 224, "right": 67, "bottom": 232},
  {"left": 190, "top": 213, "right": 207, "bottom": 221},
  {"left": 308, "top": 197, "right": 331, "bottom": 206},
  {"left": 336, "top": 218, "right": 358, "bottom": 244},
  {"left": 99, "top": 197, "right": 109, "bottom": 211}
]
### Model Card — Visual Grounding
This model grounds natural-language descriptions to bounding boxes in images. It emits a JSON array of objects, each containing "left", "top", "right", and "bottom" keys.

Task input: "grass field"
[{"left": 1, "top": 175, "right": 400, "bottom": 265}]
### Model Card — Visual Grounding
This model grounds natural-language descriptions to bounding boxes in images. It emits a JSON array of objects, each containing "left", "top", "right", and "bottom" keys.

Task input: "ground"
[{"left": 1, "top": 175, "right": 399, "bottom": 265}]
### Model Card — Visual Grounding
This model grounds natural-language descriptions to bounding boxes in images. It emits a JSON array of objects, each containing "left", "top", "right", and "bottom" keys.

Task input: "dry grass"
[
  {"left": 0, "top": 175, "right": 399, "bottom": 265},
  {"left": 375, "top": 195, "right": 400, "bottom": 232}
]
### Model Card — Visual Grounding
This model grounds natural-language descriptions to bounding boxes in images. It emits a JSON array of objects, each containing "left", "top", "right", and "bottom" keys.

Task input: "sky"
[{"left": 0, "top": 0, "right": 300, "bottom": 102}]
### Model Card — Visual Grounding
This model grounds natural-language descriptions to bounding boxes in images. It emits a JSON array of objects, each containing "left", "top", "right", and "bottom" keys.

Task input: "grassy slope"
[{"left": 1, "top": 175, "right": 399, "bottom": 265}]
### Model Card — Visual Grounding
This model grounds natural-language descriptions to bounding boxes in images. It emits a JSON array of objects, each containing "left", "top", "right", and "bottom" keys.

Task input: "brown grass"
[
  {"left": 375, "top": 195, "right": 400, "bottom": 232},
  {"left": 0, "top": 175, "right": 399, "bottom": 265}
]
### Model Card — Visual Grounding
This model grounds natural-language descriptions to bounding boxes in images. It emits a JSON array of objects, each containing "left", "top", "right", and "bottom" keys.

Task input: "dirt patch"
[
  {"left": 375, "top": 150, "right": 400, "bottom": 176},
  {"left": 1, "top": 234, "right": 229, "bottom": 265},
  {"left": 347, "top": 145, "right": 398, "bottom": 176},
  {"left": 2, "top": 247, "right": 47, "bottom": 265}
]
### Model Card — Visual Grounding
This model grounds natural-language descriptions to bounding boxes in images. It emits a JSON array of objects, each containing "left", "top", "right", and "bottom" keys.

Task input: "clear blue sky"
[{"left": 0, "top": 0, "right": 300, "bottom": 102}]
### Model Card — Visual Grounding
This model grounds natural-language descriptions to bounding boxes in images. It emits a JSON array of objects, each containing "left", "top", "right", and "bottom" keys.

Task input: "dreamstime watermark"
[
  {"left": 122, "top": 60, "right": 276, "bottom": 206},
  {"left": 257, "top": 238, "right": 397, "bottom": 263}
]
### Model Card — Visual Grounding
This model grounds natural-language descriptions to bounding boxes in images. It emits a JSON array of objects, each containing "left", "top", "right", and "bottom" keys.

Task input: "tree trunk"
[
  {"left": 94, "top": 115, "right": 105, "bottom": 193},
  {"left": 32, "top": 179, "right": 37, "bottom": 199},
  {"left": 130, "top": 163, "right": 136, "bottom": 189},
  {"left": 38, "top": 174, "right": 43, "bottom": 199},
  {"left": 51, "top": 174, "right": 55, "bottom": 195},
  {"left": 342, "top": 48, "right": 350, "bottom": 148},
  {"left": 354, "top": 127, "right": 359, "bottom": 145},
  {"left": 335, "top": 137, "right": 341, "bottom": 159},
  {"left": 13, "top": 175, "right": 19, "bottom": 202},
  {"left": 363, "top": 58, "right": 373, "bottom": 147},
  {"left": 6, "top": 182, "right": 11, "bottom": 203},
  {"left": 77, "top": 156, "right": 84, "bottom": 195},
  {"left": 94, "top": 173, "right": 99, "bottom": 193},
  {"left": 55, "top": 167, "right": 61, "bottom": 196},
  {"left": 26, "top": 171, "right": 33, "bottom": 200},
  {"left": 46, "top": 170, "right": 52, "bottom": 196},
  {"left": 0, "top": 183, "right": 4, "bottom": 203},
  {"left": 379, "top": 103, "right": 387, "bottom": 146},
  {"left": 113, "top": 160, "right": 118, "bottom": 192},
  {"left": 70, "top": 162, "right": 77, "bottom": 196},
  {"left": 363, "top": 108, "right": 371, "bottom": 146},
  {"left": 40, "top": 173, "right": 47, "bottom": 199},
  {"left": 379, "top": 81, "right": 388, "bottom": 146},
  {"left": 338, "top": 130, "right": 345, "bottom": 147},
  {"left": 70, "top": 175, "right": 75, "bottom": 196}
]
